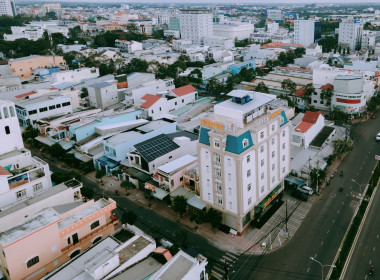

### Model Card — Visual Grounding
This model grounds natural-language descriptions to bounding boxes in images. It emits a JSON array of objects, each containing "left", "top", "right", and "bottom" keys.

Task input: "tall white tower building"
[
  {"left": 0, "top": 0, "right": 16, "bottom": 17},
  {"left": 180, "top": 8, "right": 213, "bottom": 44},
  {"left": 338, "top": 19, "right": 363, "bottom": 51},
  {"left": 294, "top": 19, "right": 315, "bottom": 48},
  {"left": 0, "top": 100, "right": 23, "bottom": 155},
  {"left": 197, "top": 90, "right": 291, "bottom": 234}
]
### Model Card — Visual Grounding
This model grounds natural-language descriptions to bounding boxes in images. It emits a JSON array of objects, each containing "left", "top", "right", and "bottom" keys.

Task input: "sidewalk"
[{"left": 91, "top": 172, "right": 315, "bottom": 255}]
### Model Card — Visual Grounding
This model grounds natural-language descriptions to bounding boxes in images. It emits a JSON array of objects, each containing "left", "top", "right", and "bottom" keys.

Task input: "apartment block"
[
  {"left": 197, "top": 90, "right": 291, "bottom": 234},
  {"left": 180, "top": 9, "right": 213, "bottom": 44},
  {"left": 294, "top": 19, "right": 315, "bottom": 48},
  {"left": 88, "top": 82, "right": 118, "bottom": 110},
  {"left": 266, "top": 9, "right": 283, "bottom": 21},
  {"left": 213, "top": 22, "right": 254, "bottom": 41},
  {"left": 0, "top": 198, "right": 117, "bottom": 280},
  {"left": 8, "top": 55, "right": 66, "bottom": 80},
  {"left": 0, "top": 0, "right": 16, "bottom": 17},
  {"left": 338, "top": 19, "right": 363, "bottom": 51}
]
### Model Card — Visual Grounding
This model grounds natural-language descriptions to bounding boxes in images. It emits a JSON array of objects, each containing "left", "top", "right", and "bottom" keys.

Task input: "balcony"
[
  {"left": 7, "top": 157, "right": 47, "bottom": 189},
  {"left": 61, "top": 219, "right": 118, "bottom": 253}
]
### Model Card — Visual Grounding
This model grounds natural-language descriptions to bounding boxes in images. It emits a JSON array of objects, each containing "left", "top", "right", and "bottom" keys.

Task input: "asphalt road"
[{"left": 228, "top": 112, "right": 380, "bottom": 280}]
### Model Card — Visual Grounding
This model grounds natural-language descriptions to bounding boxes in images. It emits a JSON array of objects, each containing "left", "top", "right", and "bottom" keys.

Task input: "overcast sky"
[{"left": 27, "top": 0, "right": 380, "bottom": 3}]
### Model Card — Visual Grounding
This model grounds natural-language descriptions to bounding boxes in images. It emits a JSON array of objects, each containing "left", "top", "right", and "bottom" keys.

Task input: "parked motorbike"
[
  {"left": 339, "top": 186, "right": 343, "bottom": 192},
  {"left": 340, "top": 170, "right": 344, "bottom": 177},
  {"left": 370, "top": 265, "right": 374, "bottom": 275}
]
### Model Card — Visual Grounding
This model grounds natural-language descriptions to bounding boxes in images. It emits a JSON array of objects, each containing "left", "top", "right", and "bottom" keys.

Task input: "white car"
[
  {"left": 299, "top": 185, "right": 313, "bottom": 195},
  {"left": 376, "top": 132, "right": 380, "bottom": 141}
]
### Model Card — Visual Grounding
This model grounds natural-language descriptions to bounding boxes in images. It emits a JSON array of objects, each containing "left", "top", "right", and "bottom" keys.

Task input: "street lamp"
[
  {"left": 310, "top": 256, "right": 336, "bottom": 280},
  {"left": 351, "top": 179, "right": 367, "bottom": 197}
]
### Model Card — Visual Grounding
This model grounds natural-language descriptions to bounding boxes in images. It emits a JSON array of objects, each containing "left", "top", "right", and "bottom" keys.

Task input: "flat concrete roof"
[
  {"left": 111, "top": 256, "right": 162, "bottom": 280},
  {"left": 158, "top": 155, "right": 197, "bottom": 174},
  {"left": 0, "top": 208, "right": 61, "bottom": 246}
]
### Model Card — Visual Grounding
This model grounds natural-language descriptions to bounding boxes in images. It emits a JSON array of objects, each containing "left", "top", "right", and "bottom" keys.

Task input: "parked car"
[
  {"left": 376, "top": 132, "right": 380, "bottom": 141},
  {"left": 291, "top": 189, "right": 308, "bottom": 201},
  {"left": 299, "top": 185, "right": 313, "bottom": 195}
]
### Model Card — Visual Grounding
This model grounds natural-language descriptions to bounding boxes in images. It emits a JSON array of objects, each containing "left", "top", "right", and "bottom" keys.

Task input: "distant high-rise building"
[
  {"left": 0, "top": 0, "right": 16, "bottom": 17},
  {"left": 294, "top": 19, "right": 315, "bottom": 48},
  {"left": 338, "top": 19, "right": 363, "bottom": 51},
  {"left": 266, "top": 9, "right": 283, "bottom": 21},
  {"left": 180, "top": 8, "right": 213, "bottom": 44},
  {"left": 169, "top": 17, "right": 181, "bottom": 32}
]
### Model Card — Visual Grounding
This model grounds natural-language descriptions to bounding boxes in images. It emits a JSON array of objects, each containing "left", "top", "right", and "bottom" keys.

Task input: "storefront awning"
[
  {"left": 187, "top": 195, "right": 205, "bottom": 210},
  {"left": 255, "top": 184, "right": 283, "bottom": 212},
  {"left": 285, "top": 176, "right": 306, "bottom": 187},
  {"left": 145, "top": 183, "right": 169, "bottom": 200},
  {"left": 170, "top": 186, "right": 194, "bottom": 200}
]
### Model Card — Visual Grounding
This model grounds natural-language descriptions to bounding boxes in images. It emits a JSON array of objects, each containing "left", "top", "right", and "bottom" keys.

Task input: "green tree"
[
  {"left": 81, "top": 186, "right": 94, "bottom": 199},
  {"left": 206, "top": 208, "right": 222, "bottom": 228},
  {"left": 294, "top": 47, "right": 305, "bottom": 58},
  {"left": 122, "top": 58, "right": 149, "bottom": 74},
  {"left": 152, "top": 29, "right": 164, "bottom": 39},
  {"left": 304, "top": 83, "right": 316, "bottom": 101},
  {"left": 95, "top": 169, "right": 106, "bottom": 179},
  {"left": 367, "top": 96, "right": 380, "bottom": 113},
  {"left": 172, "top": 196, "right": 188, "bottom": 216},
  {"left": 206, "top": 78, "right": 225, "bottom": 99},
  {"left": 321, "top": 88, "right": 333, "bottom": 107},
  {"left": 120, "top": 180, "right": 135, "bottom": 190},
  {"left": 50, "top": 143, "right": 65, "bottom": 159},
  {"left": 81, "top": 87, "right": 88, "bottom": 98},
  {"left": 256, "top": 81, "right": 269, "bottom": 93},
  {"left": 333, "top": 139, "right": 353, "bottom": 155},
  {"left": 310, "top": 168, "right": 327, "bottom": 188},
  {"left": 331, "top": 108, "right": 349, "bottom": 124},
  {"left": 122, "top": 210, "right": 137, "bottom": 225},
  {"left": 281, "top": 79, "right": 297, "bottom": 93},
  {"left": 238, "top": 67, "right": 255, "bottom": 82},
  {"left": 126, "top": 23, "right": 139, "bottom": 34},
  {"left": 174, "top": 76, "right": 188, "bottom": 88}
]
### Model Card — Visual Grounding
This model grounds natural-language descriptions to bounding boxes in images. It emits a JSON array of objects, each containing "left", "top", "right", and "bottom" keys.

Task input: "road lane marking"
[
  {"left": 373, "top": 246, "right": 376, "bottom": 251},
  {"left": 321, "top": 241, "right": 324, "bottom": 246},
  {"left": 377, "top": 234, "right": 379, "bottom": 239},
  {"left": 315, "top": 253, "right": 317, "bottom": 258},
  {"left": 333, "top": 219, "right": 335, "bottom": 223},
  {"left": 342, "top": 201, "right": 345, "bottom": 205},
  {"left": 307, "top": 267, "right": 310, "bottom": 273},
  {"left": 338, "top": 210, "right": 340, "bottom": 214},
  {"left": 327, "top": 230, "right": 330, "bottom": 234}
]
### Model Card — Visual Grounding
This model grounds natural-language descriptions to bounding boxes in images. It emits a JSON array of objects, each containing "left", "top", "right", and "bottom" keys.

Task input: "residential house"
[
  {"left": 88, "top": 82, "right": 118, "bottom": 110},
  {"left": 306, "top": 43, "right": 323, "bottom": 56},
  {"left": 291, "top": 111, "right": 325, "bottom": 149},
  {"left": 52, "top": 68, "right": 99, "bottom": 84}
]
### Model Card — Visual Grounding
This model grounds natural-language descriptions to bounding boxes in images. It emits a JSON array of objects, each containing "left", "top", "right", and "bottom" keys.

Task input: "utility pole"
[
  {"left": 285, "top": 199, "right": 289, "bottom": 237},
  {"left": 316, "top": 160, "right": 319, "bottom": 194}
]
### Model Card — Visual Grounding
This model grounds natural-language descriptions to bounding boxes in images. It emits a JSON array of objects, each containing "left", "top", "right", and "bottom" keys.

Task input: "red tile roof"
[
  {"left": 302, "top": 111, "right": 323, "bottom": 124},
  {"left": 294, "top": 122, "right": 314, "bottom": 133},
  {"left": 114, "top": 12, "right": 127, "bottom": 16},
  {"left": 15, "top": 91, "right": 36, "bottom": 99},
  {"left": 293, "top": 87, "right": 306, "bottom": 97},
  {"left": 320, "top": 83, "right": 333, "bottom": 91},
  {"left": 276, "top": 66, "right": 313, "bottom": 73},
  {"left": 261, "top": 42, "right": 303, "bottom": 49},
  {"left": 171, "top": 84, "right": 196, "bottom": 97},
  {"left": 154, "top": 248, "right": 173, "bottom": 262},
  {"left": 0, "top": 166, "right": 11, "bottom": 176},
  {"left": 140, "top": 94, "right": 161, "bottom": 109}
]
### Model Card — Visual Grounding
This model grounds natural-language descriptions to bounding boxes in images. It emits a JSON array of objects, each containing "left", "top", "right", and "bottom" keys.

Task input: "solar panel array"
[{"left": 135, "top": 134, "right": 179, "bottom": 162}]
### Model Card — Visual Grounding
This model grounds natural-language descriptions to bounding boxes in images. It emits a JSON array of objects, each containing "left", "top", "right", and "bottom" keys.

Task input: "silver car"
[{"left": 299, "top": 185, "right": 313, "bottom": 195}]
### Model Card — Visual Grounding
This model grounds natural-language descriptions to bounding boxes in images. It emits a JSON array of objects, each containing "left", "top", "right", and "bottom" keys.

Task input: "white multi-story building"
[
  {"left": 203, "top": 36, "right": 234, "bottom": 50},
  {"left": 198, "top": 90, "right": 291, "bottom": 234},
  {"left": 4, "top": 23, "right": 69, "bottom": 41},
  {"left": 41, "top": 3, "right": 61, "bottom": 16},
  {"left": 111, "top": 12, "right": 139, "bottom": 25},
  {"left": 294, "top": 19, "right": 315, "bottom": 48},
  {"left": 0, "top": 100, "right": 52, "bottom": 210},
  {"left": 361, "top": 30, "right": 378, "bottom": 51},
  {"left": 266, "top": 9, "right": 283, "bottom": 21},
  {"left": 213, "top": 22, "right": 254, "bottom": 41},
  {"left": 88, "top": 82, "right": 118, "bottom": 110},
  {"left": 15, "top": 93, "right": 73, "bottom": 127},
  {"left": 338, "top": 19, "right": 363, "bottom": 51},
  {"left": 0, "top": 0, "right": 16, "bottom": 17},
  {"left": 52, "top": 67, "right": 99, "bottom": 84},
  {"left": 180, "top": 9, "right": 213, "bottom": 44}
]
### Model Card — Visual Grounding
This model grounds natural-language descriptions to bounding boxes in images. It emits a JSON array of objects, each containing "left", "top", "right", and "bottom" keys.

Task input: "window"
[
  {"left": 248, "top": 198, "right": 252, "bottom": 205},
  {"left": 243, "top": 138, "right": 249, "bottom": 148},
  {"left": 16, "top": 189, "right": 26, "bottom": 199},
  {"left": 248, "top": 183, "right": 251, "bottom": 191},
  {"left": 282, "top": 143, "right": 285, "bottom": 150},
  {"left": 206, "top": 165, "right": 209, "bottom": 173},
  {"left": 67, "top": 237, "right": 71, "bottom": 245},
  {"left": 215, "top": 168, "right": 221, "bottom": 177},
  {"left": 214, "top": 140, "right": 220, "bottom": 148},
  {"left": 3, "top": 107, "right": 9, "bottom": 118},
  {"left": 271, "top": 138, "right": 275, "bottom": 145},
  {"left": 56, "top": 104, "right": 61, "bottom": 108},
  {"left": 247, "top": 169, "right": 251, "bottom": 177},
  {"left": 27, "top": 256, "right": 39, "bottom": 268},
  {"left": 247, "top": 155, "right": 250, "bottom": 163},
  {"left": 272, "top": 176, "right": 275, "bottom": 183},
  {"left": 33, "top": 183, "right": 43, "bottom": 192},
  {"left": 207, "top": 179, "right": 210, "bottom": 186},
  {"left": 9, "top": 106, "right": 15, "bottom": 117},
  {"left": 208, "top": 193, "right": 211, "bottom": 200},
  {"left": 282, "top": 130, "right": 285, "bottom": 137},
  {"left": 228, "top": 188, "right": 232, "bottom": 195},
  {"left": 283, "top": 167, "right": 286, "bottom": 173},
  {"left": 313, "top": 100, "right": 317, "bottom": 103},
  {"left": 227, "top": 158, "right": 231, "bottom": 167},
  {"left": 90, "top": 220, "right": 100, "bottom": 230},
  {"left": 39, "top": 107, "right": 48, "bottom": 113},
  {"left": 260, "top": 131, "right": 264, "bottom": 139},
  {"left": 49, "top": 105, "right": 56, "bottom": 110},
  {"left": 229, "top": 202, "right": 232, "bottom": 209},
  {"left": 261, "top": 186, "right": 264, "bottom": 192},
  {"left": 215, "top": 154, "right": 220, "bottom": 163},
  {"left": 205, "top": 151, "right": 208, "bottom": 159},
  {"left": 260, "top": 146, "right": 264, "bottom": 153},
  {"left": 228, "top": 173, "right": 231, "bottom": 181},
  {"left": 271, "top": 124, "right": 275, "bottom": 131},
  {"left": 261, "top": 159, "right": 264, "bottom": 166},
  {"left": 180, "top": 177, "right": 183, "bottom": 182},
  {"left": 5, "top": 126, "right": 10, "bottom": 135},
  {"left": 272, "top": 151, "right": 275, "bottom": 158},
  {"left": 272, "top": 164, "right": 275, "bottom": 171},
  {"left": 261, "top": 172, "right": 264, "bottom": 179},
  {"left": 28, "top": 109, "right": 37, "bottom": 115},
  {"left": 62, "top": 102, "right": 71, "bottom": 107},
  {"left": 282, "top": 155, "right": 286, "bottom": 162}
]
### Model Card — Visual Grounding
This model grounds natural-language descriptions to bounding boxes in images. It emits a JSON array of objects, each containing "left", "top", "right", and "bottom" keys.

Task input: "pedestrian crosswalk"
[{"left": 210, "top": 252, "right": 239, "bottom": 280}]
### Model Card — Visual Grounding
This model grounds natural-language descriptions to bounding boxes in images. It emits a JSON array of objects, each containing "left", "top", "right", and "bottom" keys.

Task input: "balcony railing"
[{"left": 61, "top": 219, "right": 118, "bottom": 253}]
